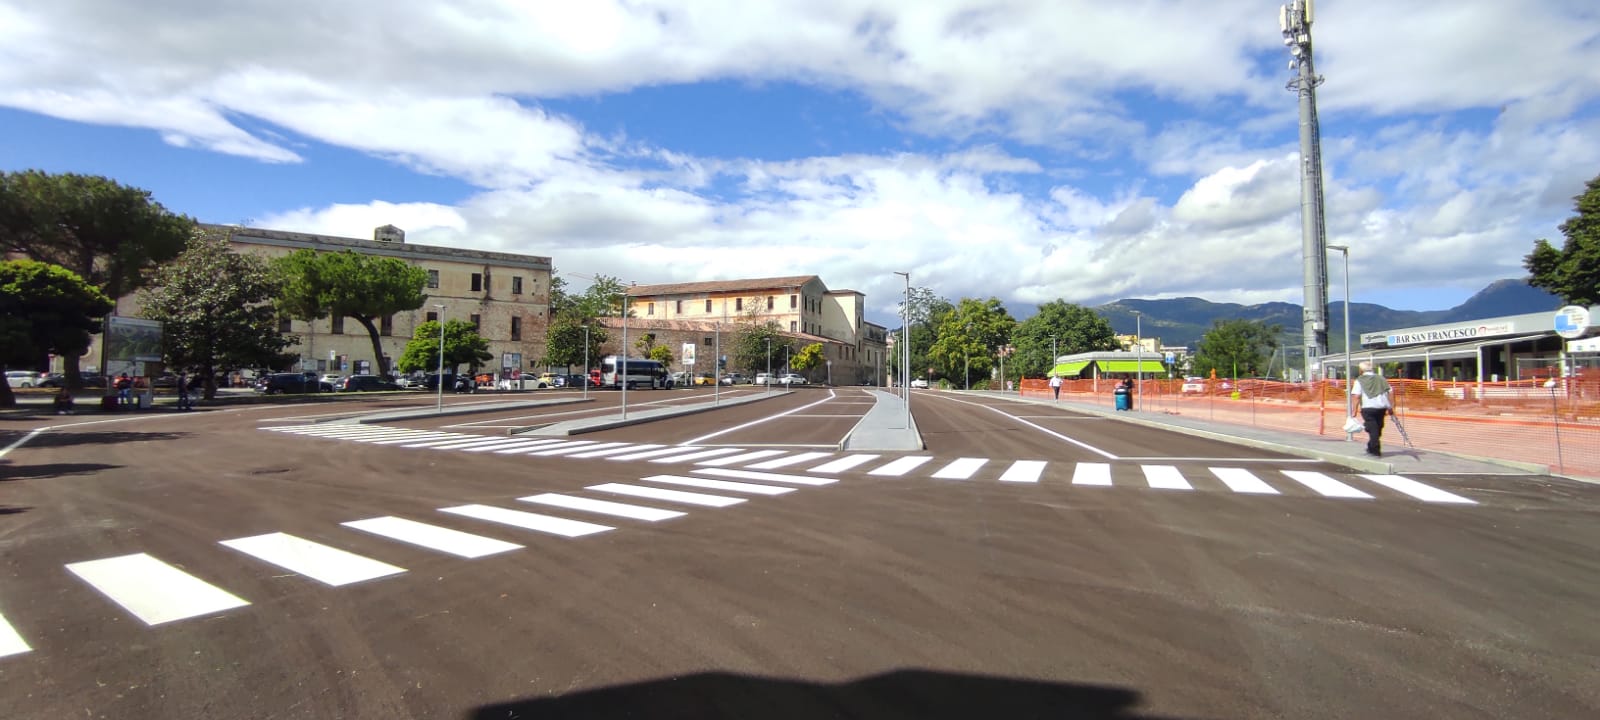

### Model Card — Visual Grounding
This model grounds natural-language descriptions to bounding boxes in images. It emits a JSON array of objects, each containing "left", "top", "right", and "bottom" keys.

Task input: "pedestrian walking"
[
  {"left": 1351, "top": 360, "right": 1394, "bottom": 457},
  {"left": 114, "top": 373, "right": 133, "bottom": 406},
  {"left": 176, "top": 372, "right": 192, "bottom": 411},
  {"left": 1049, "top": 373, "right": 1062, "bottom": 400}
]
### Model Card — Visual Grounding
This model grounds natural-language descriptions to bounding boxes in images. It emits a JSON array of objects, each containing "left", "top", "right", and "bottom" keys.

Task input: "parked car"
[
  {"left": 420, "top": 373, "right": 476, "bottom": 393},
  {"left": 720, "top": 372, "right": 748, "bottom": 385},
  {"left": 694, "top": 373, "right": 717, "bottom": 386},
  {"left": 910, "top": 378, "right": 929, "bottom": 389},
  {"left": 37, "top": 373, "right": 105, "bottom": 389},
  {"left": 556, "top": 373, "right": 596, "bottom": 388},
  {"left": 1181, "top": 377, "right": 1206, "bottom": 394},
  {"left": 339, "top": 375, "right": 400, "bottom": 392},
  {"left": 754, "top": 372, "right": 773, "bottom": 386},
  {"left": 535, "top": 372, "right": 561, "bottom": 389},
  {"left": 779, "top": 373, "right": 807, "bottom": 386},
  {"left": 5, "top": 370, "right": 42, "bottom": 388},
  {"left": 256, "top": 372, "right": 332, "bottom": 394},
  {"left": 320, "top": 374, "right": 343, "bottom": 386}
]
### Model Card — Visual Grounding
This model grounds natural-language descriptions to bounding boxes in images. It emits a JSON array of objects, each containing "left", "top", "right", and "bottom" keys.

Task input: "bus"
[{"left": 599, "top": 356, "right": 669, "bottom": 389}]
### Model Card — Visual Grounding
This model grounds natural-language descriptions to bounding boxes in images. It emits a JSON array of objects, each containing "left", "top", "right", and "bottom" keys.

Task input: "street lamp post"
[
  {"left": 964, "top": 322, "right": 972, "bottom": 391},
  {"left": 621, "top": 286, "right": 633, "bottom": 419},
  {"left": 765, "top": 337, "right": 772, "bottom": 394},
  {"left": 1133, "top": 310, "right": 1143, "bottom": 411},
  {"left": 434, "top": 304, "right": 446, "bottom": 412},
  {"left": 894, "top": 271, "right": 911, "bottom": 429},
  {"left": 582, "top": 323, "right": 590, "bottom": 402},
  {"left": 1327, "top": 244, "right": 1352, "bottom": 439}
]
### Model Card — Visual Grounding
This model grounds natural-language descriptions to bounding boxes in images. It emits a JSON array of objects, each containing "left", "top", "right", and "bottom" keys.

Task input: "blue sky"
[{"left": 2, "top": 1, "right": 1597, "bottom": 330}]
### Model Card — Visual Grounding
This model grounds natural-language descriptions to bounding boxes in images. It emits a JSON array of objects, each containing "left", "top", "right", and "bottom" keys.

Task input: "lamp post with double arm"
[
  {"left": 434, "top": 304, "right": 446, "bottom": 412},
  {"left": 1327, "top": 244, "right": 1352, "bottom": 439}
]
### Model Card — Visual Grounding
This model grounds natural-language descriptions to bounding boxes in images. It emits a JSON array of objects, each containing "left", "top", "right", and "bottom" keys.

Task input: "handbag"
[{"left": 1342, "top": 415, "right": 1364, "bottom": 434}]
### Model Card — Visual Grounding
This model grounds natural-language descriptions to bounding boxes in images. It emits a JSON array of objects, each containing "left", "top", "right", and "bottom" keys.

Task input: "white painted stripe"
[
  {"left": 1281, "top": 470, "right": 1374, "bottom": 499},
  {"left": 1209, "top": 467, "right": 1281, "bottom": 495},
  {"left": 341, "top": 517, "right": 522, "bottom": 558},
  {"left": 608, "top": 446, "right": 702, "bottom": 461},
  {"left": 1359, "top": 474, "right": 1477, "bottom": 504},
  {"left": 440, "top": 504, "right": 614, "bottom": 537},
  {"left": 220, "top": 533, "right": 405, "bottom": 586},
  {"left": 371, "top": 432, "right": 469, "bottom": 445},
  {"left": 65, "top": 553, "right": 250, "bottom": 626},
  {"left": 492, "top": 439, "right": 574, "bottom": 453},
  {"left": 931, "top": 457, "right": 989, "bottom": 480},
  {"left": 747, "top": 452, "right": 833, "bottom": 469},
  {"left": 305, "top": 426, "right": 408, "bottom": 435},
  {"left": 696, "top": 450, "right": 787, "bottom": 467},
  {"left": 587, "top": 483, "right": 746, "bottom": 507},
  {"left": 345, "top": 431, "right": 437, "bottom": 442},
  {"left": 523, "top": 441, "right": 608, "bottom": 456},
  {"left": 694, "top": 468, "right": 839, "bottom": 486},
  {"left": 570, "top": 443, "right": 663, "bottom": 459},
  {"left": 0, "top": 610, "right": 32, "bottom": 658},
  {"left": 1141, "top": 465, "right": 1193, "bottom": 490},
  {"left": 683, "top": 391, "right": 840, "bottom": 445},
  {"left": 648, "top": 448, "right": 746, "bottom": 464},
  {"left": 868, "top": 456, "right": 933, "bottom": 477},
  {"left": 1071, "top": 462, "right": 1113, "bottom": 486},
  {"left": 519, "top": 493, "right": 686, "bottom": 522},
  {"left": 431, "top": 438, "right": 541, "bottom": 453},
  {"left": 998, "top": 460, "right": 1048, "bottom": 483},
  {"left": 639, "top": 474, "right": 797, "bottom": 496},
  {"left": 808, "top": 454, "right": 881, "bottom": 473},
  {"left": 401, "top": 436, "right": 510, "bottom": 449}
]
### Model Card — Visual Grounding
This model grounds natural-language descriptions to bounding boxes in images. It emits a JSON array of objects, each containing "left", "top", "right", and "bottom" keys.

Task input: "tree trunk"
[
  {"left": 0, "top": 374, "right": 15, "bottom": 408},
  {"left": 355, "top": 316, "right": 386, "bottom": 376}
]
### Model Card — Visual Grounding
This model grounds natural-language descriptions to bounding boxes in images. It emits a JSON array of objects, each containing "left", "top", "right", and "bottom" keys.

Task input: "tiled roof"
[
  {"left": 594, "top": 317, "right": 847, "bottom": 345},
  {"left": 625, "top": 275, "right": 819, "bottom": 297}
]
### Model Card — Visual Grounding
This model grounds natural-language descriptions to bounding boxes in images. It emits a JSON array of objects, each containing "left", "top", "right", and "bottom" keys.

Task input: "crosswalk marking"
[
  {"left": 1141, "top": 465, "right": 1193, "bottom": 490},
  {"left": 648, "top": 448, "right": 746, "bottom": 464},
  {"left": 65, "top": 553, "right": 251, "bottom": 626},
  {"left": 221, "top": 533, "right": 406, "bottom": 587},
  {"left": 1072, "top": 462, "right": 1113, "bottom": 486},
  {"left": 523, "top": 441, "right": 604, "bottom": 456},
  {"left": 695, "top": 468, "right": 839, "bottom": 486},
  {"left": 341, "top": 517, "right": 523, "bottom": 558},
  {"left": 1359, "top": 474, "right": 1477, "bottom": 504},
  {"left": 608, "top": 446, "right": 703, "bottom": 461},
  {"left": 932, "top": 457, "right": 988, "bottom": 479},
  {"left": 440, "top": 504, "right": 614, "bottom": 537},
  {"left": 431, "top": 438, "right": 536, "bottom": 453},
  {"left": 570, "top": 443, "right": 663, "bottom": 459},
  {"left": 998, "top": 460, "right": 1047, "bottom": 483},
  {"left": 639, "top": 474, "right": 797, "bottom": 496},
  {"left": 1209, "top": 467, "right": 1280, "bottom": 495},
  {"left": 588, "top": 483, "right": 747, "bottom": 507},
  {"left": 696, "top": 450, "right": 787, "bottom": 467},
  {"left": 0, "top": 609, "right": 32, "bottom": 658},
  {"left": 1281, "top": 470, "right": 1374, "bottom": 499},
  {"left": 747, "top": 452, "right": 834, "bottom": 470},
  {"left": 371, "top": 432, "right": 469, "bottom": 445},
  {"left": 868, "top": 456, "right": 933, "bottom": 477},
  {"left": 807, "top": 454, "right": 880, "bottom": 474},
  {"left": 463, "top": 439, "right": 563, "bottom": 453},
  {"left": 486, "top": 439, "right": 577, "bottom": 453},
  {"left": 295, "top": 427, "right": 405, "bottom": 438},
  {"left": 518, "top": 493, "right": 686, "bottom": 522},
  {"left": 401, "top": 436, "right": 508, "bottom": 449}
]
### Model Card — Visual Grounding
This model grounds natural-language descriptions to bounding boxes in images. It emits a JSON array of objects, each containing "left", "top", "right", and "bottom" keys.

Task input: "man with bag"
[{"left": 1350, "top": 360, "right": 1394, "bottom": 457}]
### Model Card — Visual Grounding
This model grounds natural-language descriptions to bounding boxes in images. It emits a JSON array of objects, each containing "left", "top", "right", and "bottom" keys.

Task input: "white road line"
[
  {"left": 1071, "top": 462, "right": 1113, "bottom": 486},
  {"left": 746, "top": 452, "right": 833, "bottom": 469},
  {"left": 570, "top": 444, "right": 664, "bottom": 459},
  {"left": 343, "top": 431, "right": 438, "bottom": 442},
  {"left": 1141, "top": 465, "right": 1193, "bottom": 490},
  {"left": 1359, "top": 474, "right": 1477, "bottom": 505},
  {"left": 639, "top": 474, "right": 797, "bottom": 496},
  {"left": 520, "top": 441, "right": 603, "bottom": 456},
  {"left": 342, "top": 517, "right": 523, "bottom": 558},
  {"left": 931, "top": 457, "right": 989, "bottom": 480},
  {"left": 519, "top": 494, "right": 686, "bottom": 522},
  {"left": 440, "top": 504, "right": 614, "bottom": 537},
  {"left": 682, "top": 390, "right": 840, "bottom": 445},
  {"left": 371, "top": 432, "right": 469, "bottom": 445},
  {"left": 695, "top": 450, "right": 787, "bottom": 467},
  {"left": 0, "top": 610, "right": 32, "bottom": 658},
  {"left": 867, "top": 456, "right": 933, "bottom": 477},
  {"left": 220, "top": 533, "right": 406, "bottom": 587},
  {"left": 1209, "top": 467, "right": 1281, "bottom": 495},
  {"left": 433, "top": 438, "right": 542, "bottom": 453},
  {"left": 694, "top": 468, "right": 839, "bottom": 486},
  {"left": 998, "top": 460, "right": 1048, "bottom": 483},
  {"left": 405, "top": 436, "right": 518, "bottom": 450},
  {"left": 925, "top": 394, "right": 1120, "bottom": 460},
  {"left": 491, "top": 439, "right": 573, "bottom": 453},
  {"left": 1280, "top": 470, "right": 1374, "bottom": 499},
  {"left": 808, "top": 454, "right": 881, "bottom": 474},
  {"left": 648, "top": 448, "right": 745, "bottom": 464},
  {"left": 65, "top": 553, "right": 251, "bottom": 626},
  {"left": 588, "top": 483, "right": 747, "bottom": 507},
  {"left": 608, "top": 446, "right": 701, "bottom": 461}
]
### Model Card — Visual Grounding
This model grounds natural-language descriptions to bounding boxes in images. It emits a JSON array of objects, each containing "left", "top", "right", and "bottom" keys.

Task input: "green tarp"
[
  {"left": 1049, "top": 361, "right": 1090, "bottom": 376},
  {"left": 1097, "top": 360, "right": 1166, "bottom": 373}
]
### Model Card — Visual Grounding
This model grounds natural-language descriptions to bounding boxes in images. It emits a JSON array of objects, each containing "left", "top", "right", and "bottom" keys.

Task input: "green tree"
[
  {"left": 634, "top": 332, "right": 658, "bottom": 356},
  {"left": 271, "top": 248, "right": 428, "bottom": 376},
  {"left": 928, "top": 297, "right": 1016, "bottom": 387},
  {"left": 1526, "top": 172, "right": 1600, "bottom": 306},
  {"left": 647, "top": 344, "right": 674, "bottom": 366},
  {"left": 1012, "top": 300, "right": 1120, "bottom": 377},
  {"left": 892, "top": 288, "right": 954, "bottom": 384},
  {"left": 790, "top": 342, "right": 825, "bottom": 380},
  {"left": 0, "top": 260, "right": 114, "bottom": 407},
  {"left": 578, "top": 275, "right": 630, "bottom": 318},
  {"left": 141, "top": 233, "right": 296, "bottom": 399},
  {"left": 1191, "top": 319, "right": 1281, "bottom": 378},
  {"left": 542, "top": 316, "right": 607, "bottom": 371},
  {"left": 396, "top": 320, "right": 492, "bottom": 375},
  {"left": 731, "top": 322, "right": 786, "bottom": 375},
  {"left": 0, "top": 171, "right": 194, "bottom": 386}
]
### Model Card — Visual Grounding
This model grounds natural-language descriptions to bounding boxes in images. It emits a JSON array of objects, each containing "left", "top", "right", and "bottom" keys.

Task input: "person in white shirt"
[
  {"left": 1350, "top": 360, "right": 1394, "bottom": 457},
  {"left": 1048, "top": 373, "right": 1062, "bottom": 400}
]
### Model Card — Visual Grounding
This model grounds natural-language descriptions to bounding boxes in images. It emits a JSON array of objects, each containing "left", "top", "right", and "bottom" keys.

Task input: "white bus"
[{"left": 599, "top": 356, "right": 669, "bottom": 389}]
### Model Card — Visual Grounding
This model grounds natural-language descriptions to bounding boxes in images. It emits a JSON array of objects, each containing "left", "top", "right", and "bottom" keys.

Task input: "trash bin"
[{"left": 1114, "top": 386, "right": 1131, "bottom": 411}]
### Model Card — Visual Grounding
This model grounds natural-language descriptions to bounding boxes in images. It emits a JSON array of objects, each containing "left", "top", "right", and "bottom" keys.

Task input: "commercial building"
[{"left": 1321, "top": 305, "right": 1600, "bottom": 383}]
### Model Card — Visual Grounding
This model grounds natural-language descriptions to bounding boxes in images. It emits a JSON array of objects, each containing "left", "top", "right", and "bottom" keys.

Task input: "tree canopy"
[
  {"left": 790, "top": 342, "right": 826, "bottom": 380},
  {"left": 927, "top": 297, "right": 1016, "bottom": 387},
  {"left": 646, "top": 345, "right": 674, "bottom": 365},
  {"left": 271, "top": 248, "right": 428, "bottom": 376},
  {"left": 1190, "top": 319, "right": 1281, "bottom": 378},
  {"left": 1526, "top": 172, "right": 1600, "bottom": 306},
  {"left": 541, "top": 316, "right": 608, "bottom": 371},
  {"left": 0, "top": 260, "right": 113, "bottom": 407},
  {"left": 731, "top": 322, "right": 787, "bottom": 375},
  {"left": 1011, "top": 300, "right": 1120, "bottom": 377},
  {"left": 396, "top": 320, "right": 493, "bottom": 375}
]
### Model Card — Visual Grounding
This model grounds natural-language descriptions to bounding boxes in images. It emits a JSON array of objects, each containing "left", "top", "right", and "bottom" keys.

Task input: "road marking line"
[
  {"left": 682, "top": 390, "right": 840, "bottom": 445},
  {"left": 639, "top": 474, "right": 797, "bottom": 495},
  {"left": 1118, "top": 456, "right": 1323, "bottom": 464},
  {"left": 649, "top": 448, "right": 745, "bottom": 464},
  {"left": 519, "top": 493, "right": 686, "bottom": 521},
  {"left": 588, "top": 483, "right": 747, "bottom": 507},
  {"left": 490, "top": 438, "right": 572, "bottom": 453},
  {"left": 342, "top": 517, "right": 522, "bottom": 558},
  {"left": 296, "top": 426, "right": 408, "bottom": 436},
  {"left": 343, "top": 431, "right": 440, "bottom": 442},
  {"left": 1209, "top": 467, "right": 1281, "bottom": 495},
  {"left": 1141, "top": 465, "right": 1193, "bottom": 490},
  {"left": 403, "top": 436, "right": 518, "bottom": 449},
  {"left": 0, "top": 610, "right": 32, "bottom": 658},
  {"left": 931, "top": 457, "right": 989, "bottom": 480},
  {"left": 570, "top": 444, "right": 664, "bottom": 459},
  {"left": 998, "top": 460, "right": 1048, "bottom": 483},
  {"left": 925, "top": 394, "right": 1120, "bottom": 459},
  {"left": 440, "top": 504, "right": 614, "bottom": 537},
  {"left": 746, "top": 452, "right": 833, "bottom": 469},
  {"left": 808, "top": 454, "right": 881, "bottom": 474},
  {"left": 695, "top": 450, "right": 787, "bottom": 467},
  {"left": 434, "top": 437, "right": 546, "bottom": 452},
  {"left": 477, "top": 439, "right": 572, "bottom": 453},
  {"left": 525, "top": 441, "right": 621, "bottom": 456},
  {"left": 1358, "top": 474, "right": 1477, "bottom": 504},
  {"left": 607, "top": 446, "right": 703, "bottom": 461},
  {"left": 220, "top": 533, "right": 405, "bottom": 587},
  {"left": 868, "top": 456, "right": 933, "bottom": 477},
  {"left": 1280, "top": 470, "right": 1374, "bottom": 499},
  {"left": 370, "top": 432, "right": 470, "bottom": 445},
  {"left": 694, "top": 468, "right": 839, "bottom": 486},
  {"left": 65, "top": 553, "right": 251, "bottom": 626},
  {"left": 1072, "top": 462, "right": 1113, "bottom": 486}
]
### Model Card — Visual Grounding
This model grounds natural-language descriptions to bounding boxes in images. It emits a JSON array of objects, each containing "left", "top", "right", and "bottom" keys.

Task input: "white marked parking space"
[
  {"left": 931, "top": 457, "right": 989, "bottom": 480},
  {"left": 0, "top": 609, "right": 32, "bottom": 658},
  {"left": 746, "top": 452, "right": 833, "bottom": 470},
  {"left": 1209, "top": 467, "right": 1281, "bottom": 495},
  {"left": 1141, "top": 465, "right": 1193, "bottom": 490},
  {"left": 518, "top": 493, "right": 686, "bottom": 522},
  {"left": 639, "top": 474, "right": 797, "bottom": 496},
  {"left": 1071, "top": 462, "right": 1113, "bottom": 486},
  {"left": 220, "top": 533, "right": 406, "bottom": 587},
  {"left": 588, "top": 483, "right": 747, "bottom": 507},
  {"left": 1359, "top": 475, "right": 1477, "bottom": 504},
  {"left": 65, "top": 553, "right": 251, "bottom": 626},
  {"left": 868, "top": 456, "right": 933, "bottom": 477},
  {"left": 807, "top": 454, "right": 880, "bottom": 474},
  {"left": 341, "top": 517, "right": 523, "bottom": 559},
  {"left": 648, "top": 448, "right": 746, "bottom": 464},
  {"left": 997, "top": 460, "right": 1047, "bottom": 483},
  {"left": 1281, "top": 470, "right": 1374, "bottom": 499},
  {"left": 694, "top": 468, "right": 839, "bottom": 486},
  {"left": 440, "top": 504, "right": 614, "bottom": 538},
  {"left": 695, "top": 450, "right": 787, "bottom": 467}
]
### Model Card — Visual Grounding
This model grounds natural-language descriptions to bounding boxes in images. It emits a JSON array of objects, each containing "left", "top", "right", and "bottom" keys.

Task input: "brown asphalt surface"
[{"left": 1, "top": 391, "right": 1598, "bottom": 719}]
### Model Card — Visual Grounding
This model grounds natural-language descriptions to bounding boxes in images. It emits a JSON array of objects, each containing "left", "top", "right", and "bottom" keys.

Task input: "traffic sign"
[{"left": 1555, "top": 305, "right": 1591, "bottom": 339}]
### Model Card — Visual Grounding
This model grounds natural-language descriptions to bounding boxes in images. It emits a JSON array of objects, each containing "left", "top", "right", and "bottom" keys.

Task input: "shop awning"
[
  {"left": 1049, "top": 361, "right": 1090, "bottom": 376},
  {"left": 1096, "top": 360, "right": 1165, "bottom": 373}
]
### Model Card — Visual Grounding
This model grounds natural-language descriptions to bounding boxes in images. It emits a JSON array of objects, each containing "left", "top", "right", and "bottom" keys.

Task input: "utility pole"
[{"left": 1281, "top": 0, "right": 1329, "bottom": 382}]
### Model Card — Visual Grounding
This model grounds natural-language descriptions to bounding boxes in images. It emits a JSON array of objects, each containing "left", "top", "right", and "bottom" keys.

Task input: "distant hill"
[{"left": 1097, "top": 279, "right": 1562, "bottom": 350}]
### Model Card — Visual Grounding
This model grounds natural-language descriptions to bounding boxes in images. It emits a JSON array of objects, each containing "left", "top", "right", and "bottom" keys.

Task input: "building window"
[
  {"left": 703, "top": 337, "right": 713, "bottom": 346},
  {"left": 278, "top": 316, "right": 291, "bottom": 333},
  {"left": 766, "top": 296, "right": 774, "bottom": 310},
  {"left": 705, "top": 299, "right": 712, "bottom": 313},
  {"left": 426, "top": 311, "right": 438, "bottom": 323},
  {"left": 427, "top": 269, "right": 439, "bottom": 289},
  {"left": 647, "top": 302, "right": 655, "bottom": 316},
  {"left": 471, "top": 273, "right": 483, "bottom": 292},
  {"left": 331, "top": 316, "right": 344, "bottom": 334},
  {"left": 510, "top": 316, "right": 522, "bottom": 341},
  {"left": 512, "top": 276, "right": 523, "bottom": 294},
  {"left": 470, "top": 314, "right": 481, "bottom": 331},
  {"left": 790, "top": 294, "right": 797, "bottom": 309},
  {"left": 790, "top": 321, "right": 797, "bottom": 332},
  {"left": 380, "top": 314, "right": 393, "bottom": 336},
  {"left": 736, "top": 298, "right": 743, "bottom": 311},
  {"left": 675, "top": 300, "right": 682, "bottom": 314}
]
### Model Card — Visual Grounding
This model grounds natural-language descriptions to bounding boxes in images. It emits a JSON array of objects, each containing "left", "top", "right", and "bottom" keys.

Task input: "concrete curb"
[
  {"left": 840, "top": 390, "right": 924, "bottom": 451},
  {"left": 347, "top": 397, "right": 592, "bottom": 425},
  {"left": 515, "top": 391, "right": 791, "bottom": 436}
]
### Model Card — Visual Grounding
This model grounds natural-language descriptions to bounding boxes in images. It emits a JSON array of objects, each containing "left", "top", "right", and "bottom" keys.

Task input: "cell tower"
[{"left": 1281, "top": 0, "right": 1328, "bottom": 381}]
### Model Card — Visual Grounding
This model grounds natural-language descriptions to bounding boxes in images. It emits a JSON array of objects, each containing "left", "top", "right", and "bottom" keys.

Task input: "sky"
[{"left": 2, "top": 0, "right": 1598, "bottom": 329}]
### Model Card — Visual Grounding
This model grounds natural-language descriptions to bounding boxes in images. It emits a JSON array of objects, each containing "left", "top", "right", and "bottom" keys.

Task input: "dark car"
[
  {"left": 420, "top": 373, "right": 476, "bottom": 393},
  {"left": 255, "top": 372, "right": 331, "bottom": 394},
  {"left": 37, "top": 373, "right": 107, "bottom": 389},
  {"left": 339, "top": 375, "right": 401, "bottom": 392},
  {"left": 555, "top": 374, "right": 597, "bottom": 388}
]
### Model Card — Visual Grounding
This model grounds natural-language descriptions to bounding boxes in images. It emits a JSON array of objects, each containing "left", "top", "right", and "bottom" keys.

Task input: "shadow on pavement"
[
  {"left": 468, "top": 669, "right": 1191, "bottom": 720},
  {"left": 0, "top": 462, "right": 121, "bottom": 481},
  {"left": 0, "top": 505, "right": 27, "bottom": 514},
  {"left": 24, "top": 430, "right": 190, "bottom": 448}
]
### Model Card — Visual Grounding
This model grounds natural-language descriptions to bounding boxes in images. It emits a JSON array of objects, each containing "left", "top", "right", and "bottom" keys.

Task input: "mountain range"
[{"left": 1097, "top": 279, "right": 1564, "bottom": 351}]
